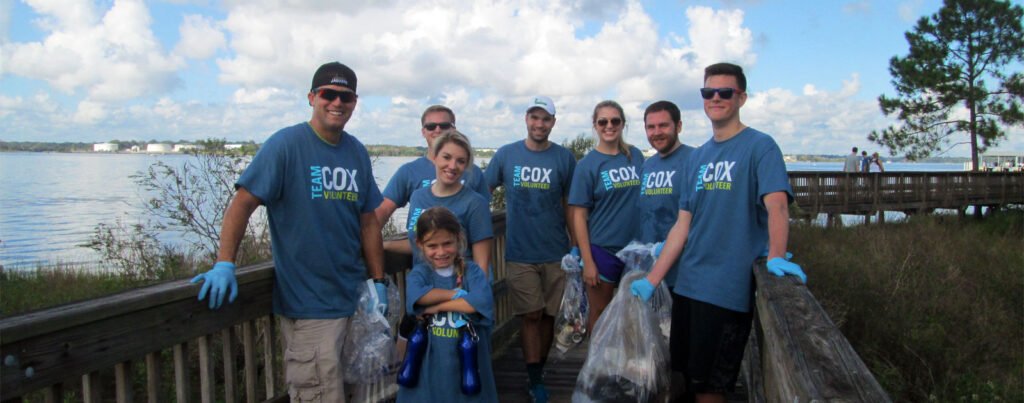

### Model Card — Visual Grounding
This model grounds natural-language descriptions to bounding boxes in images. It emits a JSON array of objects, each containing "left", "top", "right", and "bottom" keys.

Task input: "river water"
[{"left": 0, "top": 152, "right": 962, "bottom": 270}]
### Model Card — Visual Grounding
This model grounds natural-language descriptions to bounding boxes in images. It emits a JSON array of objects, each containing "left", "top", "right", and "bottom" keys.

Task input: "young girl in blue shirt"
[{"left": 397, "top": 206, "right": 498, "bottom": 402}]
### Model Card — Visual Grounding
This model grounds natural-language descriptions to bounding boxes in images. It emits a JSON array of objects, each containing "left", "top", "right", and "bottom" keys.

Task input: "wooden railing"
[
  {"left": 788, "top": 171, "right": 1024, "bottom": 217},
  {"left": 0, "top": 212, "right": 514, "bottom": 403},
  {"left": 2, "top": 210, "right": 895, "bottom": 402},
  {"left": 743, "top": 259, "right": 891, "bottom": 402}
]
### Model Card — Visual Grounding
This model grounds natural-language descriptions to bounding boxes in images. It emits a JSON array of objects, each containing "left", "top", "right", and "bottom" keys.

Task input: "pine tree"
[{"left": 869, "top": 0, "right": 1024, "bottom": 170}]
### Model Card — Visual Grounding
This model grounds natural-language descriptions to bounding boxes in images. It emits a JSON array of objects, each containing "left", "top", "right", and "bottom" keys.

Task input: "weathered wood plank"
[
  {"left": 222, "top": 327, "right": 237, "bottom": 403},
  {"left": 242, "top": 321, "right": 258, "bottom": 403},
  {"left": 262, "top": 316, "right": 276, "bottom": 399},
  {"left": 82, "top": 372, "right": 101, "bottom": 403},
  {"left": 751, "top": 259, "right": 891, "bottom": 402},
  {"left": 173, "top": 343, "right": 189, "bottom": 403},
  {"left": 146, "top": 352, "right": 162, "bottom": 403},
  {"left": 115, "top": 360, "right": 134, "bottom": 403},
  {"left": 198, "top": 336, "right": 213, "bottom": 403}
]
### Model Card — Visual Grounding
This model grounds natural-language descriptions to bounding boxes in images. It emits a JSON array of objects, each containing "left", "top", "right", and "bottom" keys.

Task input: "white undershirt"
[{"left": 435, "top": 266, "right": 454, "bottom": 277}]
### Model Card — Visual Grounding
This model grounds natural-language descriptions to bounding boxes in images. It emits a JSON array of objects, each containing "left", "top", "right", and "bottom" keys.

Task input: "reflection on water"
[{"left": 0, "top": 153, "right": 955, "bottom": 270}]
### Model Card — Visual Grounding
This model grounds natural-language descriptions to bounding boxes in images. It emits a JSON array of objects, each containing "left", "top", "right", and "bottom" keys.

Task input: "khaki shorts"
[
  {"left": 279, "top": 316, "right": 349, "bottom": 403},
  {"left": 507, "top": 260, "right": 566, "bottom": 316}
]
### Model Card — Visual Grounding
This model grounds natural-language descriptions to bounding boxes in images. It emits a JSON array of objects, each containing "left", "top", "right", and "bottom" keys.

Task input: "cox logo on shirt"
[
  {"left": 600, "top": 166, "right": 641, "bottom": 190},
  {"left": 695, "top": 160, "right": 735, "bottom": 191},
  {"left": 430, "top": 311, "right": 464, "bottom": 338},
  {"left": 513, "top": 165, "right": 552, "bottom": 189},
  {"left": 641, "top": 170, "right": 676, "bottom": 195},
  {"left": 310, "top": 165, "right": 360, "bottom": 201},
  {"left": 407, "top": 207, "right": 424, "bottom": 231}
]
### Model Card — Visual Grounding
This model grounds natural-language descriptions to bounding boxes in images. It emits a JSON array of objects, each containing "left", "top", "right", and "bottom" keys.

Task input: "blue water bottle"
[
  {"left": 459, "top": 325, "right": 481, "bottom": 395},
  {"left": 397, "top": 318, "right": 428, "bottom": 387}
]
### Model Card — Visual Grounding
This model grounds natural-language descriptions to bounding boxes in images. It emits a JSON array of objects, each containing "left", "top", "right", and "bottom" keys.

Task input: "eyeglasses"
[
  {"left": 315, "top": 88, "right": 358, "bottom": 103},
  {"left": 423, "top": 122, "right": 453, "bottom": 131},
  {"left": 700, "top": 87, "right": 741, "bottom": 100},
  {"left": 596, "top": 117, "right": 623, "bottom": 127}
]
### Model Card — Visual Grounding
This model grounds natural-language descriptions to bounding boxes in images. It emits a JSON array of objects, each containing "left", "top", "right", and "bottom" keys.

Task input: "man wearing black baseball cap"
[{"left": 191, "top": 61, "right": 387, "bottom": 401}]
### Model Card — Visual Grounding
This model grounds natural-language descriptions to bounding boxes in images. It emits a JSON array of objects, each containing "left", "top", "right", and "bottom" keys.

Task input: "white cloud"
[
  {"left": 173, "top": 14, "right": 226, "bottom": 60},
  {"left": 898, "top": 0, "right": 924, "bottom": 23},
  {"left": 842, "top": 1, "right": 871, "bottom": 15},
  {"left": 3, "top": 0, "right": 181, "bottom": 101}
]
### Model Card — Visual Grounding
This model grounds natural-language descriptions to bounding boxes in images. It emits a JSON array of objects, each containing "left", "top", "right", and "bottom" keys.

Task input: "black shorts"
[{"left": 669, "top": 293, "right": 753, "bottom": 395}]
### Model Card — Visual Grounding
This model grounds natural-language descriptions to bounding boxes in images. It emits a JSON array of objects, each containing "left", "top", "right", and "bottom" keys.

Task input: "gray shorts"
[
  {"left": 507, "top": 260, "right": 566, "bottom": 316},
  {"left": 279, "top": 316, "right": 349, "bottom": 402}
]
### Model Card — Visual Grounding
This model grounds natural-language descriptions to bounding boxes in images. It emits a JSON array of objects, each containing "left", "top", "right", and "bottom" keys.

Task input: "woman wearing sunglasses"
[{"left": 568, "top": 100, "right": 645, "bottom": 328}]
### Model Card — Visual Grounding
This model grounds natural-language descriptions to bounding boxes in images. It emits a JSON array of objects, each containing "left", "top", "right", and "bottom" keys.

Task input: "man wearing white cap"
[{"left": 484, "top": 96, "right": 577, "bottom": 402}]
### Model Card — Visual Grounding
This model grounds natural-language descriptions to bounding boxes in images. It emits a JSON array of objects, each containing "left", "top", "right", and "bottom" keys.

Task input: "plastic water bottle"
[
  {"left": 458, "top": 328, "right": 481, "bottom": 395},
  {"left": 397, "top": 319, "right": 428, "bottom": 387}
]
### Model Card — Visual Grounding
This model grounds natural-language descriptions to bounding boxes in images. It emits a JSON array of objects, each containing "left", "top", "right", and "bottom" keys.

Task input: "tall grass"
[{"left": 790, "top": 209, "right": 1023, "bottom": 401}]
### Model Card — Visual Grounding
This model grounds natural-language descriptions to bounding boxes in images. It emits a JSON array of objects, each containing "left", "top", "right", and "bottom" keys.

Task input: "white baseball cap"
[{"left": 526, "top": 95, "right": 555, "bottom": 115}]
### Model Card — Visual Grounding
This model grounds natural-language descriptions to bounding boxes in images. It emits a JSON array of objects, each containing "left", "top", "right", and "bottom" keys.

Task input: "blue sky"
[{"left": 1, "top": 0, "right": 1021, "bottom": 157}]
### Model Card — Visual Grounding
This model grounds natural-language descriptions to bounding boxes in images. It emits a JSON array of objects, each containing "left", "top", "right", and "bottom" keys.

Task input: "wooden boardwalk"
[{"left": 491, "top": 335, "right": 747, "bottom": 402}]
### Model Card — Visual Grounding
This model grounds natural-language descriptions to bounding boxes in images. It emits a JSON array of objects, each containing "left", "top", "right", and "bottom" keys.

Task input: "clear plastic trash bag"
[
  {"left": 617, "top": 241, "right": 672, "bottom": 341},
  {"left": 572, "top": 270, "right": 670, "bottom": 403},
  {"left": 342, "top": 279, "right": 398, "bottom": 384},
  {"left": 552, "top": 252, "right": 589, "bottom": 358}
]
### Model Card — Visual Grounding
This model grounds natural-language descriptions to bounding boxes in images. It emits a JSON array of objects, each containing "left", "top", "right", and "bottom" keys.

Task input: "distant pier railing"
[{"left": 788, "top": 171, "right": 1024, "bottom": 220}]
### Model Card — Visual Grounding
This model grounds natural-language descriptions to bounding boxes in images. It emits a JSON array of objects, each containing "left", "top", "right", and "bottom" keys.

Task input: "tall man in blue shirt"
[
  {"left": 631, "top": 63, "right": 805, "bottom": 403},
  {"left": 191, "top": 62, "right": 387, "bottom": 402},
  {"left": 485, "top": 96, "right": 576, "bottom": 403}
]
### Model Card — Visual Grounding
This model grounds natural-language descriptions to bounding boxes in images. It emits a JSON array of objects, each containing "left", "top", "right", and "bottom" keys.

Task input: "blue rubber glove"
[
  {"left": 452, "top": 288, "right": 468, "bottom": 300},
  {"left": 570, "top": 246, "right": 581, "bottom": 262},
  {"left": 374, "top": 282, "right": 389, "bottom": 315},
  {"left": 630, "top": 278, "right": 656, "bottom": 302},
  {"left": 760, "top": 247, "right": 793, "bottom": 260},
  {"left": 191, "top": 262, "right": 238, "bottom": 309},
  {"left": 767, "top": 257, "right": 807, "bottom": 283},
  {"left": 450, "top": 312, "right": 467, "bottom": 328},
  {"left": 653, "top": 241, "right": 665, "bottom": 258}
]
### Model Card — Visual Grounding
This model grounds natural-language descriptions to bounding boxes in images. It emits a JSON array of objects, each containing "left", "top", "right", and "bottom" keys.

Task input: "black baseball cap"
[{"left": 311, "top": 62, "right": 357, "bottom": 92}]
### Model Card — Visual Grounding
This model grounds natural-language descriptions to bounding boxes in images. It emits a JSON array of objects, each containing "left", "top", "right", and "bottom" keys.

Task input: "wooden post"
[
  {"left": 43, "top": 384, "right": 63, "bottom": 403},
  {"left": 173, "top": 343, "right": 190, "bottom": 403},
  {"left": 222, "top": 327, "right": 237, "bottom": 403},
  {"left": 263, "top": 316, "right": 277, "bottom": 399},
  {"left": 146, "top": 352, "right": 163, "bottom": 403},
  {"left": 82, "top": 372, "right": 102, "bottom": 403},
  {"left": 115, "top": 360, "right": 134, "bottom": 403},
  {"left": 198, "top": 335, "right": 214, "bottom": 403},
  {"left": 243, "top": 321, "right": 258, "bottom": 403}
]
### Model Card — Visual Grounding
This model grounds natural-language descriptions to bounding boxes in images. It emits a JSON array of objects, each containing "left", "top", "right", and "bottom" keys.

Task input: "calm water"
[{"left": 0, "top": 152, "right": 960, "bottom": 269}]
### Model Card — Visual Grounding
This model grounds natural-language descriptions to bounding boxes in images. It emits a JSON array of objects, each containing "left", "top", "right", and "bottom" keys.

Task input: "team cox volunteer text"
[{"left": 312, "top": 165, "right": 361, "bottom": 201}]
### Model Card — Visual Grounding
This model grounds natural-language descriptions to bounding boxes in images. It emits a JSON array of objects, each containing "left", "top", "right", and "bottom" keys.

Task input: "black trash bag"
[
  {"left": 552, "top": 252, "right": 589, "bottom": 359},
  {"left": 572, "top": 270, "right": 669, "bottom": 403}
]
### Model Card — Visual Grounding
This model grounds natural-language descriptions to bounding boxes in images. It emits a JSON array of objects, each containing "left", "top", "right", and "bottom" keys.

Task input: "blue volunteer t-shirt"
[
  {"left": 638, "top": 144, "right": 694, "bottom": 287},
  {"left": 236, "top": 122, "right": 383, "bottom": 319},
  {"left": 382, "top": 156, "right": 491, "bottom": 208},
  {"left": 484, "top": 140, "right": 576, "bottom": 263},
  {"left": 406, "top": 186, "right": 493, "bottom": 267},
  {"left": 568, "top": 146, "right": 645, "bottom": 252},
  {"left": 673, "top": 128, "right": 793, "bottom": 313},
  {"left": 399, "top": 261, "right": 497, "bottom": 402}
]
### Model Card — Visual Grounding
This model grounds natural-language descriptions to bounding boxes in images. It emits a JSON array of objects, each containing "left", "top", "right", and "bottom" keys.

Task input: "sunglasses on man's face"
[
  {"left": 700, "top": 87, "right": 740, "bottom": 100},
  {"left": 596, "top": 117, "right": 623, "bottom": 127},
  {"left": 423, "top": 122, "right": 453, "bottom": 131},
  {"left": 315, "top": 88, "right": 358, "bottom": 103}
]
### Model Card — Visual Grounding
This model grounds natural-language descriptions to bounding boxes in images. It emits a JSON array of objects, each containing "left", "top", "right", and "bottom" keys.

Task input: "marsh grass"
[{"left": 790, "top": 209, "right": 1023, "bottom": 401}]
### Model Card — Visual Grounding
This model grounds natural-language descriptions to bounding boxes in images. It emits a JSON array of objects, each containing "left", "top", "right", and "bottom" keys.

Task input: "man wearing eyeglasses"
[
  {"left": 483, "top": 96, "right": 576, "bottom": 403},
  {"left": 631, "top": 63, "right": 804, "bottom": 403},
  {"left": 191, "top": 61, "right": 386, "bottom": 402},
  {"left": 375, "top": 105, "right": 491, "bottom": 227}
]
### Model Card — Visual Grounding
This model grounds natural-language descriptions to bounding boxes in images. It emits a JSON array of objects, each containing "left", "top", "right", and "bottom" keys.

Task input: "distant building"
[
  {"left": 93, "top": 143, "right": 118, "bottom": 152},
  {"left": 173, "top": 144, "right": 198, "bottom": 153},
  {"left": 146, "top": 143, "right": 173, "bottom": 153},
  {"left": 224, "top": 144, "right": 244, "bottom": 150}
]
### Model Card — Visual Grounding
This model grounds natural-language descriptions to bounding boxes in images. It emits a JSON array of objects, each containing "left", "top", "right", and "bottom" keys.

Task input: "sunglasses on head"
[
  {"left": 700, "top": 87, "right": 740, "bottom": 100},
  {"left": 596, "top": 117, "right": 623, "bottom": 127},
  {"left": 423, "top": 122, "right": 453, "bottom": 131},
  {"left": 315, "top": 88, "right": 358, "bottom": 103}
]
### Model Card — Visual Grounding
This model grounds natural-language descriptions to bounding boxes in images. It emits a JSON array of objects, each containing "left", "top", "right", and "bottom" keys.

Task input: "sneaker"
[{"left": 529, "top": 383, "right": 549, "bottom": 403}]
